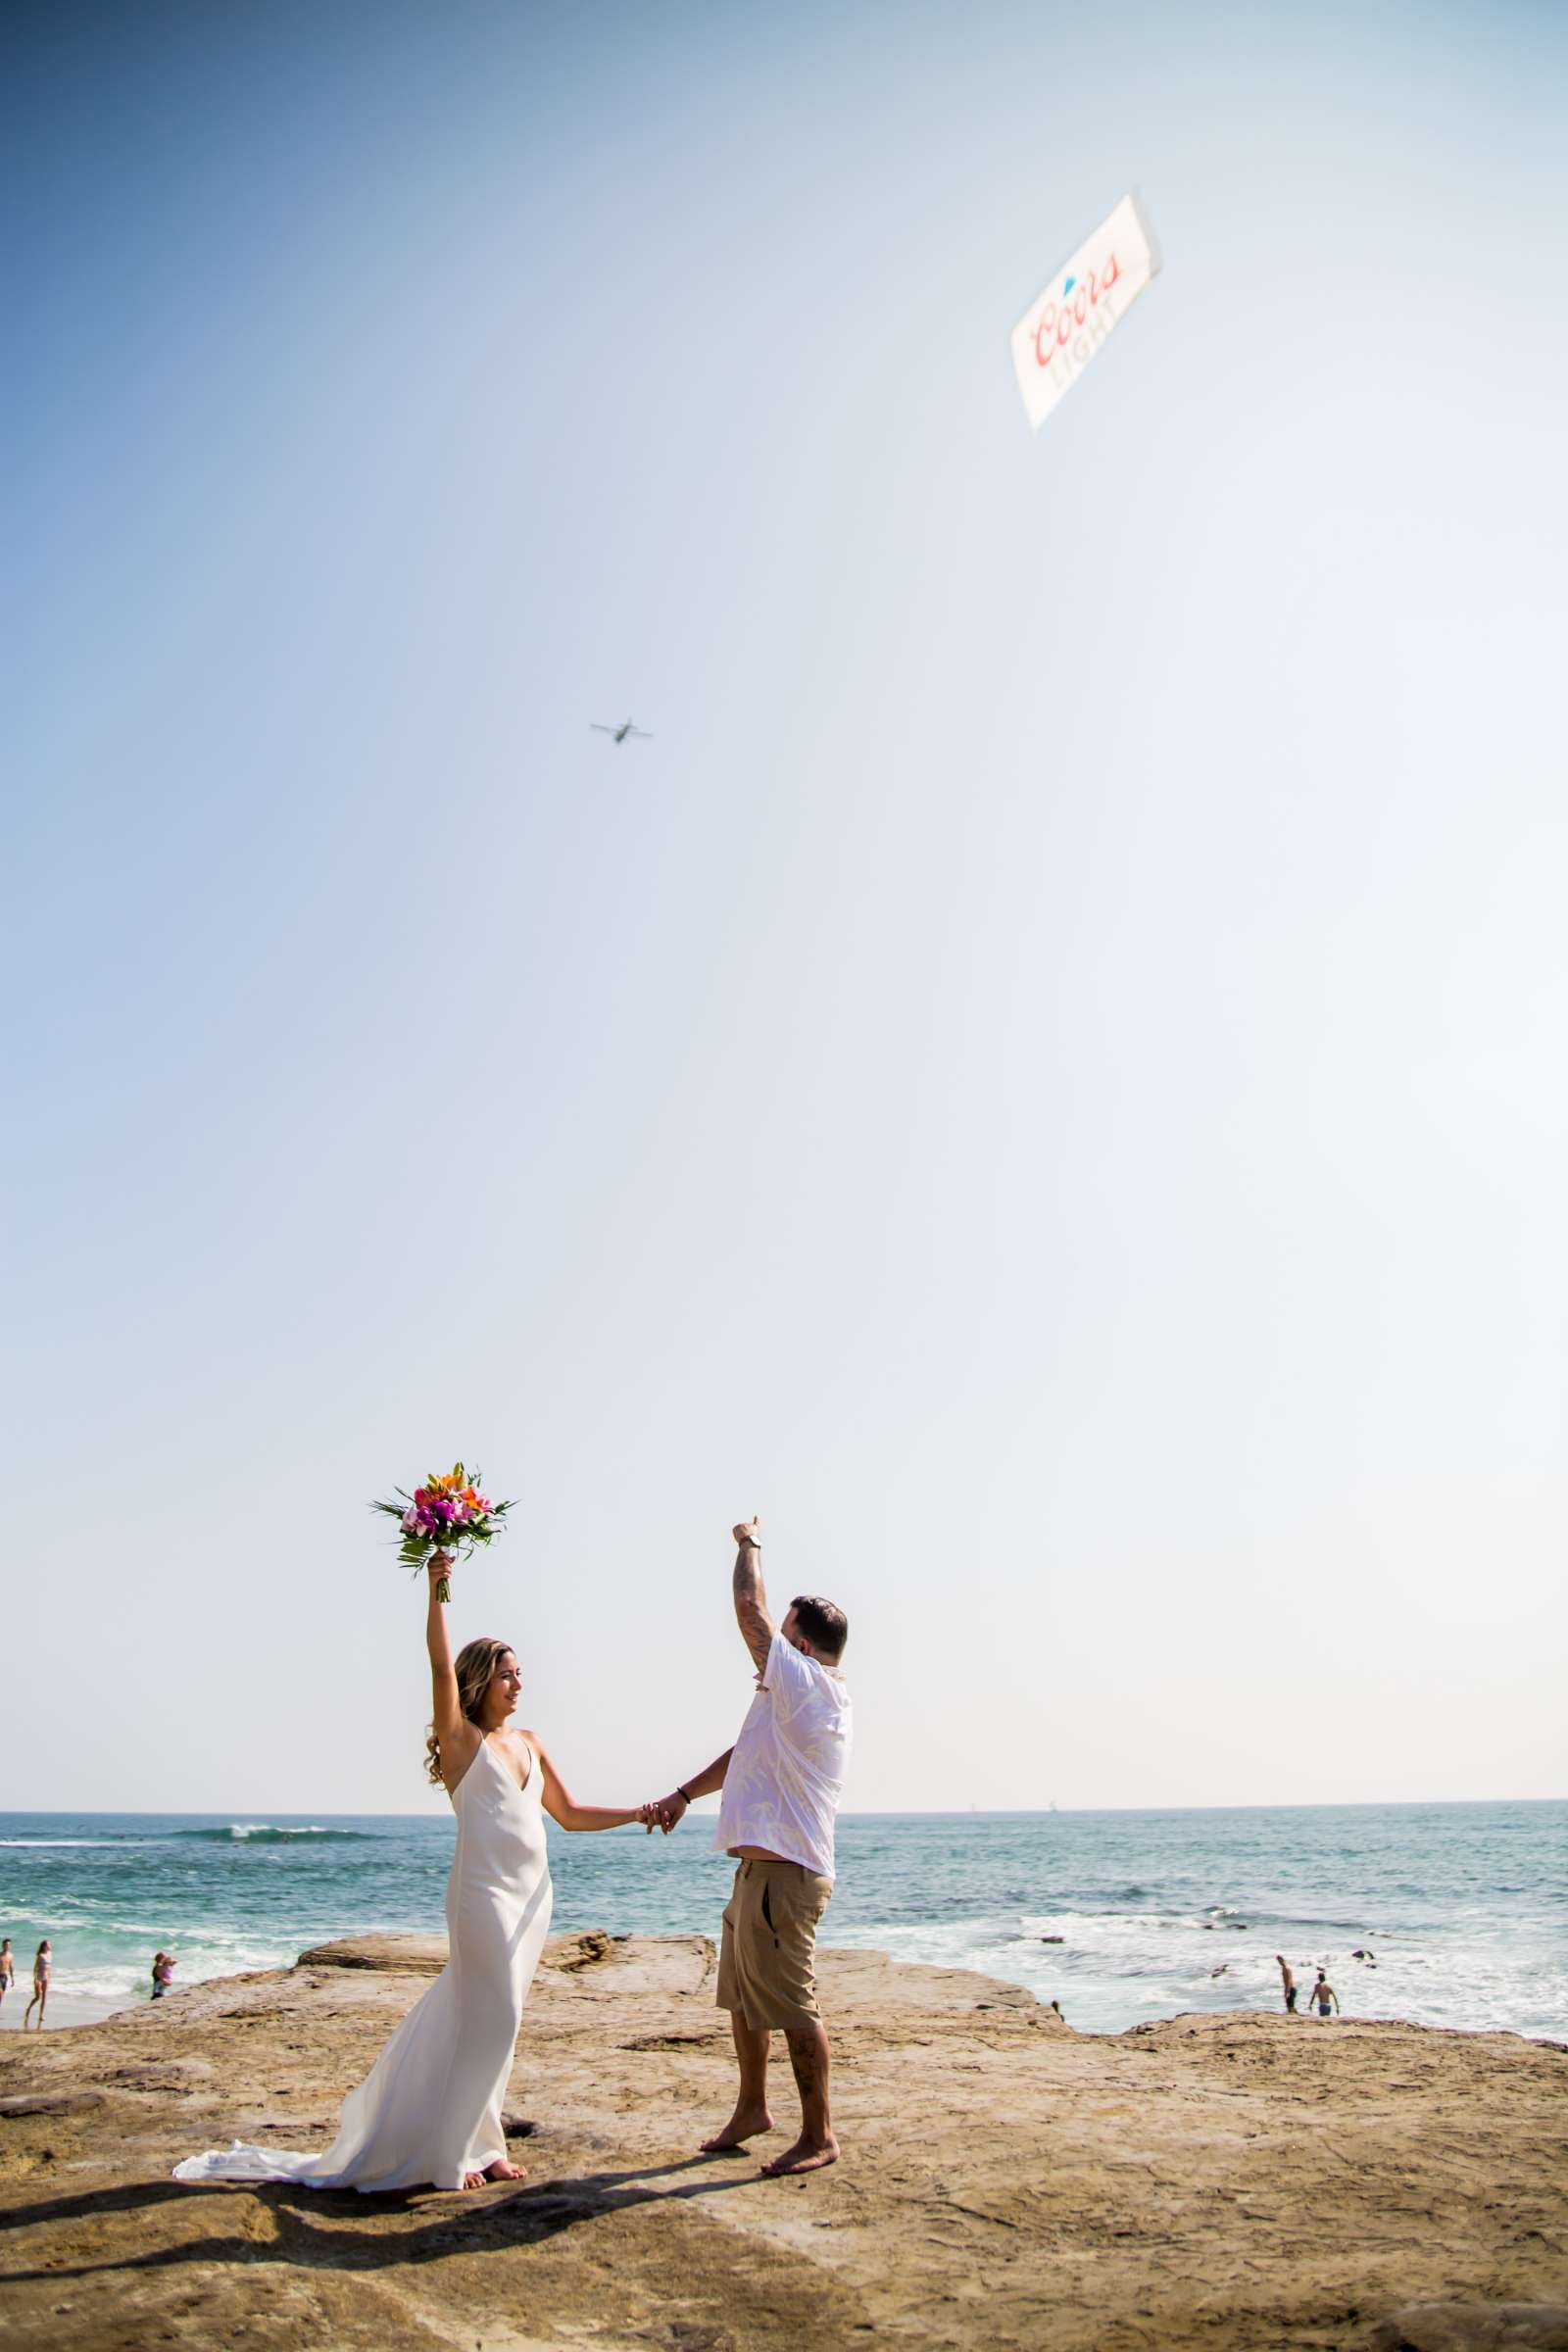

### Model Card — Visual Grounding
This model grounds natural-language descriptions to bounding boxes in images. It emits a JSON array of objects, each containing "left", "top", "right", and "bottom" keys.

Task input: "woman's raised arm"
[
  {"left": 530, "top": 1737, "right": 642, "bottom": 1834},
  {"left": 426, "top": 1554, "right": 473, "bottom": 1784}
]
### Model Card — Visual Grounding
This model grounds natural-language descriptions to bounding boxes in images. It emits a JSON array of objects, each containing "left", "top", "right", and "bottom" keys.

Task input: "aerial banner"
[{"left": 1010, "top": 192, "right": 1162, "bottom": 431}]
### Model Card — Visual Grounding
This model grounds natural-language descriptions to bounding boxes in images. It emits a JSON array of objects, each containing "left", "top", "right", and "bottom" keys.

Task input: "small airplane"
[{"left": 590, "top": 717, "right": 652, "bottom": 744}]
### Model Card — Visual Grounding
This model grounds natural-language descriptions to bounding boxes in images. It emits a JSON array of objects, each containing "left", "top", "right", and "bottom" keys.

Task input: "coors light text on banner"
[{"left": 1010, "top": 192, "right": 1162, "bottom": 432}]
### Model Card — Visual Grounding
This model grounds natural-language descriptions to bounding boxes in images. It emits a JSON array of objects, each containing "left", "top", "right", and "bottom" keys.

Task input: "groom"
[{"left": 647, "top": 1519, "right": 852, "bottom": 2176}]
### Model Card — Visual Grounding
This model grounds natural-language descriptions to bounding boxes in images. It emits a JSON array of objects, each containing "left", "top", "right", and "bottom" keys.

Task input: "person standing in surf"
[
  {"left": 175, "top": 1551, "right": 647, "bottom": 2192},
  {"left": 1310, "top": 1969, "right": 1341, "bottom": 2019}
]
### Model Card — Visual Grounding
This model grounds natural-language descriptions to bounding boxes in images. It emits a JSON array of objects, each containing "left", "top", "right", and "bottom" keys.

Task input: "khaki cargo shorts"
[{"left": 716, "top": 1859, "right": 833, "bottom": 2033}]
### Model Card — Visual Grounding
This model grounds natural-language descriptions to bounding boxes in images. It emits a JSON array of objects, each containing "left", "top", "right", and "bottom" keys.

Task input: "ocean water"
[{"left": 1, "top": 1801, "right": 1562, "bottom": 2041}]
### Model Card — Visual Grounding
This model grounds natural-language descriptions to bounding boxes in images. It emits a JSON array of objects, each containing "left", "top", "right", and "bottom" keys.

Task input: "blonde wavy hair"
[{"left": 424, "top": 1638, "right": 515, "bottom": 1786}]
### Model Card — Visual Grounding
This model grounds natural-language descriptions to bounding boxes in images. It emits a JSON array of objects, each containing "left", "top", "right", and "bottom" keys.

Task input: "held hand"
[
  {"left": 642, "top": 1790, "right": 689, "bottom": 1836},
  {"left": 732, "top": 1517, "right": 761, "bottom": 1550},
  {"left": 427, "top": 1551, "right": 456, "bottom": 1604}
]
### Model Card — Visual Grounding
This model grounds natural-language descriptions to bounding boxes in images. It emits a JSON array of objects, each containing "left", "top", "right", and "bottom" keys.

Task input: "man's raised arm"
[
  {"left": 640, "top": 1520, "right": 773, "bottom": 1836},
  {"left": 732, "top": 1516, "right": 773, "bottom": 1672}
]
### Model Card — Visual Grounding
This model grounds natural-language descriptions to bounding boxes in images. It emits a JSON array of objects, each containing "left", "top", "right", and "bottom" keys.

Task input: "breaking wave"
[{"left": 174, "top": 1825, "right": 383, "bottom": 1844}]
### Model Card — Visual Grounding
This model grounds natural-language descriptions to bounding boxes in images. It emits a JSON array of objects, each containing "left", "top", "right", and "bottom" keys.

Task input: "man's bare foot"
[
  {"left": 461, "top": 2171, "right": 485, "bottom": 2189},
  {"left": 760, "top": 2133, "right": 839, "bottom": 2177},
  {"left": 484, "top": 2158, "right": 527, "bottom": 2181},
  {"left": 700, "top": 2103, "right": 774, "bottom": 2153}
]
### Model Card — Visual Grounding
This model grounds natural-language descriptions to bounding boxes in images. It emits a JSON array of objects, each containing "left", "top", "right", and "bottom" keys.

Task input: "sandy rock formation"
[{"left": 1, "top": 1932, "right": 1563, "bottom": 2351}]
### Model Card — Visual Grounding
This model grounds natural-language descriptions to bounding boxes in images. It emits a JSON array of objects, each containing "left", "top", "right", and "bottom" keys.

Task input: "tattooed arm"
[{"left": 732, "top": 1518, "right": 773, "bottom": 1673}]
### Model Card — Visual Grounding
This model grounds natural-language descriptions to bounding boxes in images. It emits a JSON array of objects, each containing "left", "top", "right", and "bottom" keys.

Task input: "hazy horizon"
[{"left": 6, "top": 1795, "right": 1563, "bottom": 1822}]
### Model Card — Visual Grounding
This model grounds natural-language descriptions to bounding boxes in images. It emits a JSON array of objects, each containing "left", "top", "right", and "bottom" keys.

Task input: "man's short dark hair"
[{"left": 790, "top": 1594, "right": 848, "bottom": 1660}]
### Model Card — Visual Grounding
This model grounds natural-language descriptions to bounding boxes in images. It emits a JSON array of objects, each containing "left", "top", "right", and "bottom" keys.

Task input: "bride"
[{"left": 175, "top": 1551, "right": 645, "bottom": 2192}]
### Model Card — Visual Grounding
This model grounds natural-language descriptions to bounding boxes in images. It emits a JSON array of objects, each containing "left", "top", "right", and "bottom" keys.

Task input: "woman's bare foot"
[
  {"left": 458, "top": 2157, "right": 527, "bottom": 2188},
  {"left": 760, "top": 2132, "right": 839, "bottom": 2177},
  {"left": 700, "top": 2102, "right": 774, "bottom": 2153}
]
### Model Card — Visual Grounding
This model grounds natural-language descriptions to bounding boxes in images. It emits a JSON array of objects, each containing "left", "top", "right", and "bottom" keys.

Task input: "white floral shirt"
[{"left": 713, "top": 1632, "right": 852, "bottom": 1881}]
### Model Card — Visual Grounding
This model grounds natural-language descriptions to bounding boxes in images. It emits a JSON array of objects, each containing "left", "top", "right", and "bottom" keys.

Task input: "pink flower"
[{"left": 400, "top": 1507, "right": 419, "bottom": 1534}]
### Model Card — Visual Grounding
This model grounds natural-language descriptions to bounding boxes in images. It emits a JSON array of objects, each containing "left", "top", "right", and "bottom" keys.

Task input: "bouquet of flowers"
[{"left": 370, "top": 1463, "right": 514, "bottom": 1603}]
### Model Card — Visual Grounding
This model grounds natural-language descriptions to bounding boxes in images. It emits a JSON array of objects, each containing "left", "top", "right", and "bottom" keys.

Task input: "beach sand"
[
  {"left": 1, "top": 1990, "right": 129, "bottom": 2034},
  {"left": 1, "top": 1930, "right": 1565, "bottom": 2351}
]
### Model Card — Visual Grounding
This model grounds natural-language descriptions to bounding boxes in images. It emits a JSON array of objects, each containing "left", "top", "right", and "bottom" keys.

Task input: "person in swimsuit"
[
  {"left": 1310, "top": 1969, "right": 1340, "bottom": 2018},
  {"left": 1277, "top": 1955, "right": 1298, "bottom": 2013},
  {"left": 0, "top": 1939, "right": 14, "bottom": 2009},
  {"left": 152, "top": 1952, "right": 176, "bottom": 1998},
  {"left": 24, "top": 1940, "right": 51, "bottom": 2030}
]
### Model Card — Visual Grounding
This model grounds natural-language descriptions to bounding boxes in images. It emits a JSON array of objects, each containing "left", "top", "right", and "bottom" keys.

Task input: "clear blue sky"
[{"left": 7, "top": 0, "right": 1566, "bottom": 1814}]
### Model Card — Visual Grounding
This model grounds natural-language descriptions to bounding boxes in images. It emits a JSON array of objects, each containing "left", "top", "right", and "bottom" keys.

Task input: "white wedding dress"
[{"left": 174, "top": 1737, "right": 553, "bottom": 2192}]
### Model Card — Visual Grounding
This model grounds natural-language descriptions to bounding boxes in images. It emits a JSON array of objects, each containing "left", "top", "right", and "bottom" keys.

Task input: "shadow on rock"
[{"left": 2, "top": 2154, "right": 767, "bottom": 2285}]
